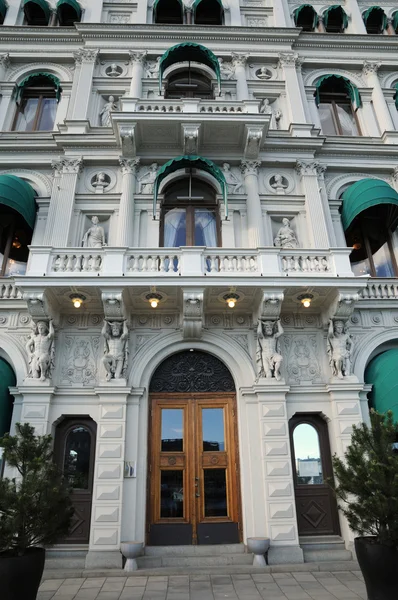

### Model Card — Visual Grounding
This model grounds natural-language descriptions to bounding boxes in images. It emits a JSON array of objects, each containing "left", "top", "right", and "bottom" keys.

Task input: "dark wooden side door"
[
  {"left": 148, "top": 393, "right": 241, "bottom": 545},
  {"left": 54, "top": 417, "right": 97, "bottom": 544},
  {"left": 289, "top": 414, "right": 340, "bottom": 536}
]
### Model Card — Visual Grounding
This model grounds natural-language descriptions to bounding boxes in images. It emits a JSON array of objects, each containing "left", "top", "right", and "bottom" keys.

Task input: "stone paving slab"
[{"left": 38, "top": 571, "right": 367, "bottom": 600}]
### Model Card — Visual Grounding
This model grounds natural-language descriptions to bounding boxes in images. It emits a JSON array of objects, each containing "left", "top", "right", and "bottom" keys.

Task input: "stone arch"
[
  {"left": 0, "top": 169, "right": 52, "bottom": 197},
  {"left": 158, "top": 167, "right": 222, "bottom": 196},
  {"left": 381, "top": 71, "right": 398, "bottom": 89},
  {"left": 352, "top": 329, "right": 398, "bottom": 382},
  {"left": 326, "top": 172, "right": 387, "bottom": 200},
  {"left": 0, "top": 331, "right": 28, "bottom": 385},
  {"left": 128, "top": 331, "right": 255, "bottom": 390},
  {"left": 303, "top": 69, "right": 364, "bottom": 89},
  {"left": 163, "top": 61, "right": 217, "bottom": 85},
  {"left": 7, "top": 63, "right": 73, "bottom": 84}
]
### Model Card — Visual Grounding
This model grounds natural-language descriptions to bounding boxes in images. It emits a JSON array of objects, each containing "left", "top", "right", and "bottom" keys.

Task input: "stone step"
[
  {"left": 303, "top": 549, "right": 353, "bottom": 563},
  {"left": 144, "top": 544, "right": 246, "bottom": 557},
  {"left": 300, "top": 537, "right": 352, "bottom": 563},
  {"left": 136, "top": 553, "right": 253, "bottom": 569},
  {"left": 45, "top": 556, "right": 86, "bottom": 570}
]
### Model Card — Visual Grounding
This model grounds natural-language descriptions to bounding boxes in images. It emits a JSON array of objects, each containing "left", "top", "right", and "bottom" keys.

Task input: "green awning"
[
  {"left": 0, "top": 358, "right": 16, "bottom": 438},
  {"left": 0, "top": 174, "right": 37, "bottom": 230},
  {"left": 323, "top": 5, "right": 348, "bottom": 29},
  {"left": 153, "top": 155, "right": 227, "bottom": 219},
  {"left": 365, "top": 349, "right": 398, "bottom": 423},
  {"left": 314, "top": 74, "right": 361, "bottom": 109},
  {"left": 159, "top": 42, "right": 221, "bottom": 94},
  {"left": 341, "top": 178, "right": 398, "bottom": 231},
  {"left": 293, "top": 5, "right": 319, "bottom": 29},
  {"left": 15, "top": 72, "right": 62, "bottom": 103},
  {"left": 193, "top": 0, "right": 223, "bottom": 9},
  {"left": 363, "top": 6, "right": 388, "bottom": 30},
  {"left": 0, "top": 0, "right": 7, "bottom": 19},
  {"left": 153, "top": 0, "right": 182, "bottom": 13},
  {"left": 57, "top": 0, "right": 82, "bottom": 20},
  {"left": 393, "top": 11, "right": 398, "bottom": 31},
  {"left": 23, "top": 0, "right": 51, "bottom": 21}
]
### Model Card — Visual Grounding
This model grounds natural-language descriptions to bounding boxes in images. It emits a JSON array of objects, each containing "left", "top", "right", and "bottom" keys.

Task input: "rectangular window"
[
  {"left": 161, "top": 409, "right": 184, "bottom": 452},
  {"left": 160, "top": 470, "right": 184, "bottom": 518}
]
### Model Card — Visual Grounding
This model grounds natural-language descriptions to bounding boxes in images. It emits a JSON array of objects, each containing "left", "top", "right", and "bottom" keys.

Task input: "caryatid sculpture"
[
  {"left": 101, "top": 320, "right": 129, "bottom": 382},
  {"left": 327, "top": 319, "right": 354, "bottom": 379},
  {"left": 26, "top": 320, "right": 55, "bottom": 382},
  {"left": 256, "top": 318, "right": 284, "bottom": 381}
]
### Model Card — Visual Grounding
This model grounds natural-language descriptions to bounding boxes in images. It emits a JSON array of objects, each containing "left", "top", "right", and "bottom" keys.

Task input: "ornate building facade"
[{"left": 1, "top": 0, "right": 398, "bottom": 569}]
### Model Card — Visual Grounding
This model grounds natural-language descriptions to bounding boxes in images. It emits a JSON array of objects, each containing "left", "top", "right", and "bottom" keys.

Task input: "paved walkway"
[{"left": 38, "top": 571, "right": 367, "bottom": 600}]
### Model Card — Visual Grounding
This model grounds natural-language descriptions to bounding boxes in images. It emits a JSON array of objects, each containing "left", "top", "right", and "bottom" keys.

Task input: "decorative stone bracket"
[
  {"left": 182, "top": 123, "right": 200, "bottom": 155},
  {"left": 22, "top": 289, "right": 59, "bottom": 326},
  {"left": 244, "top": 125, "right": 264, "bottom": 160},
  {"left": 101, "top": 290, "right": 130, "bottom": 323},
  {"left": 322, "top": 288, "right": 360, "bottom": 325},
  {"left": 181, "top": 288, "right": 204, "bottom": 339},
  {"left": 256, "top": 289, "right": 285, "bottom": 322},
  {"left": 120, "top": 125, "right": 137, "bottom": 157}
]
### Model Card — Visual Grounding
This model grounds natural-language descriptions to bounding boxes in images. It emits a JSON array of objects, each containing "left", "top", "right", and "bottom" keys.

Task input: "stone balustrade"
[
  {"left": 127, "top": 252, "right": 181, "bottom": 274},
  {"left": 0, "top": 279, "right": 22, "bottom": 299},
  {"left": 121, "top": 98, "right": 258, "bottom": 114},
  {"left": 280, "top": 250, "right": 331, "bottom": 274},
  {"left": 360, "top": 279, "right": 398, "bottom": 300},
  {"left": 51, "top": 251, "right": 103, "bottom": 273}
]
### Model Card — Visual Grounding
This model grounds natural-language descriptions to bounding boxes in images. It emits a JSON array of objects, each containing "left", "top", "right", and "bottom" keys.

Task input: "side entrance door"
[
  {"left": 54, "top": 417, "right": 97, "bottom": 544},
  {"left": 289, "top": 414, "right": 340, "bottom": 536},
  {"left": 148, "top": 393, "right": 241, "bottom": 545}
]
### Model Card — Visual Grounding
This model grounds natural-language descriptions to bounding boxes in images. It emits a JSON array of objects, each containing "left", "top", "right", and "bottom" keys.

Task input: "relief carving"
[
  {"left": 256, "top": 318, "right": 283, "bottom": 381},
  {"left": 284, "top": 336, "right": 321, "bottom": 384},
  {"left": 327, "top": 319, "right": 354, "bottom": 379},
  {"left": 101, "top": 320, "right": 129, "bottom": 382},
  {"left": 26, "top": 320, "right": 55, "bottom": 382},
  {"left": 61, "top": 336, "right": 99, "bottom": 386}
]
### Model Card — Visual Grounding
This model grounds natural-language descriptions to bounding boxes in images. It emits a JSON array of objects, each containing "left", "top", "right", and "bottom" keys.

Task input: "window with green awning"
[
  {"left": 153, "top": 155, "right": 227, "bottom": 219},
  {"left": 0, "top": 358, "right": 15, "bottom": 440},
  {"left": 57, "top": 0, "right": 82, "bottom": 25},
  {"left": 323, "top": 5, "right": 348, "bottom": 32},
  {"left": 393, "top": 11, "right": 398, "bottom": 32},
  {"left": 293, "top": 5, "right": 319, "bottom": 30},
  {"left": 23, "top": 0, "right": 51, "bottom": 25},
  {"left": 153, "top": 0, "right": 183, "bottom": 24},
  {"left": 363, "top": 6, "right": 388, "bottom": 33},
  {"left": 159, "top": 43, "right": 221, "bottom": 94},
  {"left": 365, "top": 349, "right": 398, "bottom": 423},
  {"left": 315, "top": 74, "right": 361, "bottom": 109},
  {"left": 0, "top": 0, "right": 7, "bottom": 23},
  {"left": 0, "top": 174, "right": 37, "bottom": 230},
  {"left": 15, "top": 72, "right": 62, "bottom": 104},
  {"left": 341, "top": 179, "right": 398, "bottom": 231}
]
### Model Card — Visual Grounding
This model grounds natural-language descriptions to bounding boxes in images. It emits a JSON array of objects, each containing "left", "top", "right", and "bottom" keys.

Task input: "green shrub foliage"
[
  {"left": 0, "top": 423, "right": 73, "bottom": 556},
  {"left": 332, "top": 410, "right": 398, "bottom": 547}
]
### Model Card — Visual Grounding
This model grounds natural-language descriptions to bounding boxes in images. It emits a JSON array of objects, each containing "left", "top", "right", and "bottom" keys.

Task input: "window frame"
[
  {"left": 318, "top": 91, "right": 361, "bottom": 136},
  {"left": 347, "top": 216, "right": 398, "bottom": 278},
  {"left": 12, "top": 84, "right": 57, "bottom": 132}
]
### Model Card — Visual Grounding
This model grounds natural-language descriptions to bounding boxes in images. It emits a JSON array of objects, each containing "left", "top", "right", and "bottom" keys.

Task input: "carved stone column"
[
  {"left": 240, "top": 161, "right": 265, "bottom": 248},
  {"left": 118, "top": 158, "right": 140, "bottom": 247},
  {"left": 232, "top": 53, "right": 249, "bottom": 101},
  {"left": 50, "top": 158, "right": 83, "bottom": 246},
  {"left": 129, "top": 52, "right": 146, "bottom": 99},
  {"left": 72, "top": 49, "right": 99, "bottom": 121},
  {"left": 278, "top": 53, "right": 307, "bottom": 125},
  {"left": 43, "top": 161, "right": 63, "bottom": 245},
  {"left": 295, "top": 161, "right": 330, "bottom": 248},
  {"left": 362, "top": 61, "right": 394, "bottom": 134}
]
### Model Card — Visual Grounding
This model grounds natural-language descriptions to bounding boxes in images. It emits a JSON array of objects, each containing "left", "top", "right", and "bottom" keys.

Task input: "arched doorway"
[
  {"left": 0, "top": 357, "right": 16, "bottom": 475},
  {"left": 147, "top": 350, "right": 241, "bottom": 545}
]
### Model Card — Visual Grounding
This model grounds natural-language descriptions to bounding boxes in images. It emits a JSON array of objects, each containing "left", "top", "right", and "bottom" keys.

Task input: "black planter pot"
[
  {"left": 355, "top": 537, "right": 398, "bottom": 600},
  {"left": 0, "top": 547, "right": 46, "bottom": 600}
]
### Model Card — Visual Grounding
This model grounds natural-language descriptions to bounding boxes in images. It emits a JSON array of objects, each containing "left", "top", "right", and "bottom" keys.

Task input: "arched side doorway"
[
  {"left": 289, "top": 414, "right": 340, "bottom": 536},
  {"left": 147, "top": 350, "right": 241, "bottom": 545},
  {"left": 54, "top": 417, "right": 97, "bottom": 544},
  {"left": 0, "top": 357, "right": 16, "bottom": 475}
]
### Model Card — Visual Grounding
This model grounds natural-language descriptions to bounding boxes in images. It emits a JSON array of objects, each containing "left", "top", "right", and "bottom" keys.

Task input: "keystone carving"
[
  {"left": 181, "top": 289, "right": 204, "bottom": 340},
  {"left": 182, "top": 124, "right": 200, "bottom": 155}
]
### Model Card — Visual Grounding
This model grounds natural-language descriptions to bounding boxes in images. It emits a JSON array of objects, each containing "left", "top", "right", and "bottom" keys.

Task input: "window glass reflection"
[
  {"left": 204, "top": 469, "right": 227, "bottom": 516},
  {"left": 164, "top": 208, "right": 186, "bottom": 247},
  {"left": 63, "top": 426, "right": 91, "bottom": 489},
  {"left": 195, "top": 209, "right": 217, "bottom": 246},
  {"left": 160, "top": 470, "right": 184, "bottom": 518},
  {"left": 293, "top": 424, "right": 323, "bottom": 485},
  {"left": 161, "top": 409, "right": 183, "bottom": 452},
  {"left": 202, "top": 408, "right": 225, "bottom": 452}
]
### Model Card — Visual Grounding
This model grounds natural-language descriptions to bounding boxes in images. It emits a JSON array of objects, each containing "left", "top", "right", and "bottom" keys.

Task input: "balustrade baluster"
[
  {"left": 66, "top": 254, "right": 75, "bottom": 271},
  {"left": 82, "top": 255, "right": 90, "bottom": 271},
  {"left": 74, "top": 255, "right": 83, "bottom": 272},
  {"left": 237, "top": 256, "right": 243, "bottom": 272},
  {"left": 159, "top": 256, "right": 165, "bottom": 272}
]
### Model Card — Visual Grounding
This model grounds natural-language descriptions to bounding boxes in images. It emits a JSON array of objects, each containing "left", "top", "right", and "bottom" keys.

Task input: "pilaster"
[
  {"left": 129, "top": 52, "right": 147, "bottom": 99},
  {"left": 50, "top": 158, "right": 84, "bottom": 247},
  {"left": 118, "top": 158, "right": 140, "bottom": 247},
  {"left": 72, "top": 49, "right": 99, "bottom": 122},
  {"left": 232, "top": 53, "right": 249, "bottom": 101},
  {"left": 362, "top": 61, "right": 395, "bottom": 140},
  {"left": 295, "top": 161, "right": 330, "bottom": 248},
  {"left": 240, "top": 160, "right": 265, "bottom": 247},
  {"left": 13, "top": 386, "right": 56, "bottom": 437},
  {"left": 278, "top": 53, "right": 308, "bottom": 132}
]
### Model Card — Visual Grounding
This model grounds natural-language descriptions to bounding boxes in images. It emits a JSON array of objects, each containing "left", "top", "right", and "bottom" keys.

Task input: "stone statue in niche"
[
  {"left": 222, "top": 163, "right": 244, "bottom": 194},
  {"left": 26, "top": 320, "right": 55, "bottom": 382},
  {"left": 145, "top": 56, "right": 161, "bottom": 78},
  {"left": 256, "top": 318, "right": 284, "bottom": 381},
  {"left": 101, "top": 320, "right": 129, "bottom": 381},
  {"left": 327, "top": 319, "right": 354, "bottom": 379},
  {"left": 106, "top": 63, "right": 123, "bottom": 77},
  {"left": 260, "top": 98, "right": 282, "bottom": 129},
  {"left": 100, "top": 96, "right": 118, "bottom": 127},
  {"left": 256, "top": 67, "right": 272, "bottom": 80},
  {"left": 218, "top": 57, "right": 235, "bottom": 80},
  {"left": 92, "top": 172, "right": 110, "bottom": 194},
  {"left": 270, "top": 174, "right": 288, "bottom": 194},
  {"left": 138, "top": 163, "right": 158, "bottom": 194},
  {"left": 273, "top": 218, "right": 299, "bottom": 249},
  {"left": 82, "top": 216, "right": 106, "bottom": 248}
]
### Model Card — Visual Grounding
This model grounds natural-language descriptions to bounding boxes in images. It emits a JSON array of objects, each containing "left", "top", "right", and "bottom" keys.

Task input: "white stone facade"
[{"left": 1, "top": 0, "right": 398, "bottom": 567}]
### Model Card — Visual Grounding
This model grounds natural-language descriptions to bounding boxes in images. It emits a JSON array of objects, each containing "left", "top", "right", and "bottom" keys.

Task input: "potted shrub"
[
  {"left": 0, "top": 423, "right": 73, "bottom": 600},
  {"left": 332, "top": 410, "right": 398, "bottom": 600}
]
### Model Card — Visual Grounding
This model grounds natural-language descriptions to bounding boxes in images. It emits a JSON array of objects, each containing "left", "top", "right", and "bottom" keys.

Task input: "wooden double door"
[{"left": 147, "top": 393, "right": 241, "bottom": 545}]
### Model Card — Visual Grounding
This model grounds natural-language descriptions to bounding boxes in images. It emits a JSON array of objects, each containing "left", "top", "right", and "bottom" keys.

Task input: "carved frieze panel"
[
  {"left": 283, "top": 335, "right": 322, "bottom": 385},
  {"left": 59, "top": 335, "right": 100, "bottom": 386}
]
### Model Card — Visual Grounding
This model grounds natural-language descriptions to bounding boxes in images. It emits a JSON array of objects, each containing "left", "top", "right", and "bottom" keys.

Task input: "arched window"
[
  {"left": 393, "top": 11, "right": 398, "bottom": 34},
  {"left": 194, "top": 0, "right": 224, "bottom": 26},
  {"left": 154, "top": 0, "right": 183, "bottom": 24},
  {"left": 12, "top": 74, "right": 61, "bottom": 132},
  {"left": 323, "top": 6, "right": 348, "bottom": 33},
  {"left": 0, "top": 0, "right": 7, "bottom": 25},
  {"left": 160, "top": 176, "right": 220, "bottom": 247},
  {"left": 165, "top": 68, "right": 213, "bottom": 99},
  {"left": 342, "top": 179, "right": 398, "bottom": 277},
  {"left": 293, "top": 5, "right": 318, "bottom": 32},
  {"left": 315, "top": 75, "right": 361, "bottom": 136},
  {"left": 56, "top": 0, "right": 82, "bottom": 26},
  {"left": 0, "top": 175, "right": 37, "bottom": 277},
  {"left": 23, "top": 0, "right": 51, "bottom": 26},
  {"left": 363, "top": 7, "right": 387, "bottom": 34}
]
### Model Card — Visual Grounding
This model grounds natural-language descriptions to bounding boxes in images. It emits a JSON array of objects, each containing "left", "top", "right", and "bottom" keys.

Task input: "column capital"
[
  {"left": 74, "top": 48, "right": 99, "bottom": 65},
  {"left": 295, "top": 160, "right": 326, "bottom": 177},
  {"left": 240, "top": 160, "right": 261, "bottom": 177},
  {"left": 0, "top": 53, "right": 10, "bottom": 69},
  {"left": 231, "top": 52, "right": 249, "bottom": 68},
  {"left": 119, "top": 157, "right": 140, "bottom": 175},
  {"left": 51, "top": 159, "right": 64, "bottom": 177},
  {"left": 362, "top": 60, "right": 381, "bottom": 76},
  {"left": 129, "top": 51, "right": 147, "bottom": 65},
  {"left": 278, "top": 52, "right": 303, "bottom": 69},
  {"left": 60, "top": 157, "right": 84, "bottom": 174}
]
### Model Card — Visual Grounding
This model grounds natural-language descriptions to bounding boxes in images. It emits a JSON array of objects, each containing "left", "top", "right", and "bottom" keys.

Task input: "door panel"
[
  {"left": 290, "top": 415, "right": 340, "bottom": 536},
  {"left": 54, "top": 418, "right": 96, "bottom": 544},
  {"left": 148, "top": 393, "right": 241, "bottom": 545}
]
